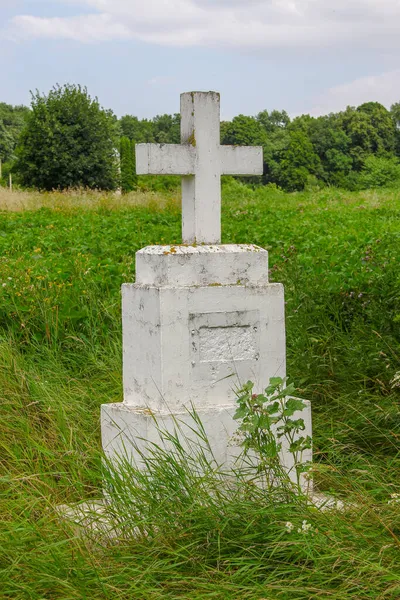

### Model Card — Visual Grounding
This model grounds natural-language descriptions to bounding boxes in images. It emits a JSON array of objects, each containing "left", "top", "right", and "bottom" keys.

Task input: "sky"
[{"left": 1, "top": 0, "right": 400, "bottom": 120}]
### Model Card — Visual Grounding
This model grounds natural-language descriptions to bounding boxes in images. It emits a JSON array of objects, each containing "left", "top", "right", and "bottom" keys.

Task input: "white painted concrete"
[
  {"left": 120, "top": 243, "right": 280, "bottom": 413},
  {"left": 120, "top": 243, "right": 285, "bottom": 414},
  {"left": 220, "top": 145, "right": 264, "bottom": 176},
  {"left": 136, "top": 92, "right": 263, "bottom": 244},
  {"left": 100, "top": 91, "right": 312, "bottom": 494},
  {"left": 102, "top": 399, "right": 312, "bottom": 489},
  {"left": 59, "top": 486, "right": 348, "bottom": 543},
  {"left": 122, "top": 262, "right": 286, "bottom": 412},
  {"left": 135, "top": 244, "right": 269, "bottom": 287},
  {"left": 102, "top": 240, "right": 312, "bottom": 485},
  {"left": 136, "top": 144, "right": 195, "bottom": 175}
]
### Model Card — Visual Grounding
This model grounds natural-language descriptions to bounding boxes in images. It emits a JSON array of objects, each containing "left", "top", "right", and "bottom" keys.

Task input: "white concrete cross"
[{"left": 136, "top": 92, "right": 263, "bottom": 244}]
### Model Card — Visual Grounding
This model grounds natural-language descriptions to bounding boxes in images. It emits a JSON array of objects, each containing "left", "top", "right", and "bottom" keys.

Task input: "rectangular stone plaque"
[
  {"left": 198, "top": 326, "right": 256, "bottom": 362},
  {"left": 190, "top": 311, "right": 260, "bottom": 365}
]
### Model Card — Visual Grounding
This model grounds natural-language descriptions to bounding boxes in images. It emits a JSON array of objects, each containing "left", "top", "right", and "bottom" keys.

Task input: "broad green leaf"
[
  {"left": 265, "top": 401, "right": 280, "bottom": 415},
  {"left": 234, "top": 406, "right": 247, "bottom": 420},
  {"left": 283, "top": 398, "right": 306, "bottom": 416}
]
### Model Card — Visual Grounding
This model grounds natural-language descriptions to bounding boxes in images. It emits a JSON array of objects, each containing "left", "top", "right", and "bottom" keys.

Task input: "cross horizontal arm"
[
  {"left": 220, "top": 146, "right": 263, "bottom": 176},
  {"left": 136, "top": 143, "right": 195, "bottom": 175}
]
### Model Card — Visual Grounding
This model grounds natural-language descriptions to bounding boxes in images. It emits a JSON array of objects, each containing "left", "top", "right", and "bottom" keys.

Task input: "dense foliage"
[
  {"left": 0, "top": 184, "right": 399, "bottom": 597},
  {"left": 14, "top": 85, "right": 119, "bottom": 191},
  {"left": 2, "top": 86, "right": 400, "bottom": 192},
  {"left": 120, "top": 136, "right": 137, "bottom": 193},
  {"left": 0, "top": 102, "right": 29, "bottom": 163},
  {"left": 119, "top": 101, "right": 400, "bottom": 191},
  {"left": 120, "top": 112, "right": 181, "bottom": 144},
  {"left": 0, "top": 102, "right": 30, "bottom": 185}
]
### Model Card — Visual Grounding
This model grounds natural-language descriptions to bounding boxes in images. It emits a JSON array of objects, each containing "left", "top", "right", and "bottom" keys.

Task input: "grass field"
[{"left": 1, "top": 180, "right": 400, "bottom": 599}]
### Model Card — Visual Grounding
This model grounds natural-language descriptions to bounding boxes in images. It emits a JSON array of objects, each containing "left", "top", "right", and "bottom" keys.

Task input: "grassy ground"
[{"left": 0, "top": 180, "right": 400, "bottom": 599}]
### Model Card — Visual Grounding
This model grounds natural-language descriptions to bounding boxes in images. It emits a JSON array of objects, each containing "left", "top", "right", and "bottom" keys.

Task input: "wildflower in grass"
[
  {"left": 388, "top": 493, "right": 400, "bottom": 505},
  {"left": 285, "top": 521, "right": 294, "bottom": 533},
  {"left": 298, "top": 520, "right": 313, "bottom": 534},
  {"left": 390, "top": 372, "right": 400, "bottom": 389}
]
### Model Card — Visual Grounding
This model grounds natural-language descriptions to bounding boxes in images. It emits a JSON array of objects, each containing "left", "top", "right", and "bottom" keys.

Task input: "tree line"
[{"left": 1, "top": 84, "right": 400, "bottom": 192}]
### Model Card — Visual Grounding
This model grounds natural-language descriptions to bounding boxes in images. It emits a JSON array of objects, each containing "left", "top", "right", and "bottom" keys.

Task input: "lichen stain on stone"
[
  {"left": 163, "top": 246, "right": 177, "bottom": 255},
  {"left": 187, "top": 131, "right": 196, "bottom": 147}
]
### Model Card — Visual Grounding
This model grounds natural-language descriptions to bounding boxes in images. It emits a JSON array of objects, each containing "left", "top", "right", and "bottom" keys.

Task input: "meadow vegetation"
[{"left": 1, "top": 180, "right": 400, "bottom": 598}]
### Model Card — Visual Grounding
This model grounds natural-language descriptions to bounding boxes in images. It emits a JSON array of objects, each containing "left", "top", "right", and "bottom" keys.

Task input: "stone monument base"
[
  {"left": 101, "top": 243, "right": 312, "bottom": 491},
  {"left": 101, "top": 399, "right": 312, "bottom": 489},
  {"left": 101, "top": 403, "right": 241, "bottom": 469},
  {"left": 120, "top": 244, "right": 286, "bottom": 413}
]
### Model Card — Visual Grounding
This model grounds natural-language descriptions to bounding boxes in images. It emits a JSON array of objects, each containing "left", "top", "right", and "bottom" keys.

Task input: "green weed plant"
[{"left": 234, "top": 377, "right": 312, "bottom": 494}]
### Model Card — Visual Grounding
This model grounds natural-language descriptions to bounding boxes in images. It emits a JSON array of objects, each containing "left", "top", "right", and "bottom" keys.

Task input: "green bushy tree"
[
  {"left": 390, "top": 102, "right": 400, "bottom": 157},
  {"left": 222, "top": 114, "right": 267, "bottom": 147},
  {"left": 152, "top": 113, "right": 181, "bottom": 144},
  {"left": 0, "top": 161, "right": 16, "bottom": 187},
  {"left": 120, "top": 136, "right": 137, "bottom": 193},
  {"left": 15, "top": 84, "right": 119, "bottom": 191},
  {"left": 221, "top": 115, "right": 268, "bottom": 184},
  {"left": 0, "top": 103, "right": 30, "bottom": 163},
  {"left": 359, "top": 155, "right": 400, "bottom": 188},
  {"left": 278, "top": 130, "right": 322, "bottom": 191},
  {"left": 0, "top": 121, "right": 15, "bottom": 165},
  {"left": 255, "top": 110, "right": 291, "bottom": 186},
  {"left": 119, "top": 113, "right": 180, "bottom": 145},
  {"left": 257, "top": 109, "right": 290, "bottom": 132},
  {"left": 120, "top": 115, "right": 155, "bottom": 143},
  {"left": 297, "top": 115, "right": 352, "bottom": 185},
  {"left": 338, "top": 103, "right": 396, "bottom": 172},
  {"left": 357, "top": 102, "right": 396, "bottom": 154}
]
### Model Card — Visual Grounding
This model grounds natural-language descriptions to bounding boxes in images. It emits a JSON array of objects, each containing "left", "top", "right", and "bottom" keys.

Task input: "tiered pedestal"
[{"left": 101, "top": 245, "right": 311, "bottom": 480}]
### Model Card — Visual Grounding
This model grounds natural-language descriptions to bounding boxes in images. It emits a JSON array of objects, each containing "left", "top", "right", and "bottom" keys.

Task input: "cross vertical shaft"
[{"left": 181, "top": 92, "right": 221, "bottom": 244}]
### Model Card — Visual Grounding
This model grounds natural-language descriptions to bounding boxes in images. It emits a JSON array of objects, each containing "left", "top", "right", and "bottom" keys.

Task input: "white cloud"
[
  {"left": 6, "top": 0, "right": 400, "bottom": 50},
  {"left": 310, "top": 70, "right": 400, "bottom": 115},
  {"left": 10, "top": 13, "right": 131, "bottom": 43}
]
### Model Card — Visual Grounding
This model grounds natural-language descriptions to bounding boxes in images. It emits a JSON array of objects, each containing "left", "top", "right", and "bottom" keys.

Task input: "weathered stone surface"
[
  {"left": 102, "top": 399, "right": 312, "bottom": 488},
  {"left": 122, "top": 252, "right": 286, "bottom": 412},
  {"left": 100, "top": 91, "right": 312, "bottom": 492},
  {"left": 136, "top": 92, "right": 263, "bottom": 245},
  {"left": 135, "top": 244, "right": 269, "bottom": 287}
]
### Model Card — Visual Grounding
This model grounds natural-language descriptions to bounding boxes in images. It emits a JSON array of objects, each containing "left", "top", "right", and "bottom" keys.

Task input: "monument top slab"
[
  {"left": 134, "top": 244, "right": 269, "bottom": 288},
  {"left": 137, "top": 244, "right": 263, "bottom": 256},
  {"left": 136, "top": 91, "right": 263, "bottom": 245}
]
